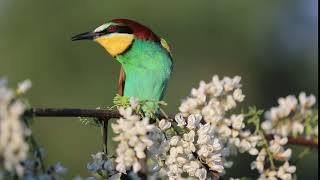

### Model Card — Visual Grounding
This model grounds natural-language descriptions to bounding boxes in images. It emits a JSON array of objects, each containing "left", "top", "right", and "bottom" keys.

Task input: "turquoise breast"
[{"left": 116, "top": 39, "right": 173, "bottom": 101}]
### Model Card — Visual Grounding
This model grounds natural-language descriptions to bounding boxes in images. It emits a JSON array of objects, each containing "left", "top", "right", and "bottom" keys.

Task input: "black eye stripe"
[
  {"left": 98, "top": 26, "right": 133, "bottom": 35},
  {"left": 117, "top": 26, "right": 133, "bottom": 34}
]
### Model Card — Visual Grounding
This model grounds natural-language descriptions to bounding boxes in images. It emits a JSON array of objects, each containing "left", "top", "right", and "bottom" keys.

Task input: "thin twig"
[
  {"left": 100, "top": 118, "right": 109, "bottom": 155},
  {"left": 261, "top": 132, "right": 275, "bottom": 169}
]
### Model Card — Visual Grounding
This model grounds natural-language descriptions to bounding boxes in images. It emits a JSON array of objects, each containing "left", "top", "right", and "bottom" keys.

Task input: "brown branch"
[
  {"left": 26, "top": 107, "right": 171, "bottom": 121},
  {"left": 25, "top": 108, "right": 318, "bottom": 149},
  {"left": 26, "top": 107, "right": 121, "bottom": 119},
  {"left": 265, "top": 134, "right": 318, "bottom": 149}
]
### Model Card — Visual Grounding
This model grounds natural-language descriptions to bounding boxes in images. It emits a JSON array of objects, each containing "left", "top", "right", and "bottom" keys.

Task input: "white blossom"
[
  {"left": 179, "top": 75, "right": 244, "bottom": 124},
  {"left": 230, "top": 114, "right": 245, "bottom": 130},
  {"left": 269, "top": 136, "right": 292, "bottom": 161},
  {"left": 172, "top": 75, "right": 248, "bottom": 178},
  {"left": 251, "top": 135, "right": 296, "bottom": 180},
  {"left": 112, "top": 107, "right": 154, "bottom": 174},
  {"left": 299, "top": 92, "right": 316, "bottom": 109},
  {"left": 17, "top": 79, "right": 32, "bottom": 95},
  {"left": 159, "top": 119, "right": 171, "bottom": 131},
  {"left": 257, "top": 161, "right": 296, "bottom": 180},
  {"left": 277, "top": 161, "right": 296, "bottom": 180},
  {"left": 262, "top": 93, "right": 317, "bottom": 138},
  {"left": 222, "top": 76, "right": 241, "bottom": 92},
  {"left": 258, "top": 169, "right": 278, "bottom": 180},
  {"left": 175, "top": 113, "right": 186, "bottom": 127},
  {"left": 111, "top": 76, "right": 314, "bottom": 179},
  {"left": 233, "top": 89, "right": 245, "bottom": 102},
  {"left": 195, "top": 168, "right": 207, "bottom": 180},
  {"left": 129, "top": 97, "right": 139, "bottom": 109},
  {"left": 0, "top": 78, "right": 31, "bottom": 176},
  {"left": 169, "top": 136, "right": 180, "bottom": 146},
  {"left": 292, "top": 121, "right": 304, "bottom": 135},
  {"left": 186, "top": 114, "right": 201, "bottom": 129},
  {"left": 251, "top": 148, "right": 267, "bottom": 173},
  {"left": 152, "top": 111, "right": 224, "bottom": 179}
]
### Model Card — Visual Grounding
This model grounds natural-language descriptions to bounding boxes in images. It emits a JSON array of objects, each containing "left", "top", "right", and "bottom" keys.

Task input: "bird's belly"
[{"left": 123, "top": 76, "right": 168, "bottom": 101}]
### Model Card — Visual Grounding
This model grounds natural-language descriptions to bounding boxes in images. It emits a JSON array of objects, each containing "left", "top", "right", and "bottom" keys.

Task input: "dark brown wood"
[
  {"left": 26, "top": 108, "right": 121, "bottom": 120},
  {"left": 265, "top": 134, "right": 318, "bottom": 149},
  {"left": 25, "top": 108, "right": 318, "bottom": 149}
]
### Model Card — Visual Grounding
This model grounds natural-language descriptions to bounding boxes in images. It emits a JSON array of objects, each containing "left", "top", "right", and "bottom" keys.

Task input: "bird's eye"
[{"left": 107, "top": 26, "right": 118, "bottom": 33}]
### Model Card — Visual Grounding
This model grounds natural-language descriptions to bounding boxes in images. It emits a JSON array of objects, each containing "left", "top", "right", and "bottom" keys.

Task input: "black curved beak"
[{"left": 71, "top": 31, "right": 98, "bottom": 41}]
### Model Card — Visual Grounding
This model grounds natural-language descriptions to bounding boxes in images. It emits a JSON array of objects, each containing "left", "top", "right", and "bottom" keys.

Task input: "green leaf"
[
  {"left": 172, "top": 125, "right": 187, "bottom": 135},
  {"left": 113, "top": 94, "right": 129, "bottom": 107},
  {"left": 79, "top": 117, "right": 100, "bottom": 127}
]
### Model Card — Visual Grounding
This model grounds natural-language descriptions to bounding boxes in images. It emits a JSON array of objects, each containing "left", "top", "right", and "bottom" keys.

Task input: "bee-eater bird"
[{"left": 72, "top": 19, "right": 173, "bottom": 156}]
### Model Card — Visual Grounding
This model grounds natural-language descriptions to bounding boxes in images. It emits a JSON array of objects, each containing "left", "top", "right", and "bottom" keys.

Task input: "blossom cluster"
[
  {"left": 262, "top": 92, "right": 318, "bottom": 138},
  {"left": 86, "top": 151, "right": 121, "bottom": 180},
  {"left": 0, "top": 78, "right": 67, "bottom": 179},
  {"left": 0, "top": 78, "right": 31, "bottom": 176},
  {"left": 251, "top": 135, "right": 296, "bottom": 180},
  {"left": 111, "top": 106, "right": 154, "bottom": 174},
  {"left": 179, "top": 75, "right": 245, "bottom": 125},
  {"left": 178, "top": 76, "right": 256, "bottom": 156},
  {"left": 174, "top": 75, "right": 314, "bottom": 180},
  {"left": 110, "top": 92, "right": 227, "bottom": 179},
  {"left": 177, "top": 76, "right": 260, "bottom": 155},
  {"left": 153, "top": 114, "right": 224, "bottom": 180},
  {"left": 124, "top": 75, "right": 246, "bottom": 179},
  {"left": 257, "top": 161, "right": 296, "bottom": 180}
]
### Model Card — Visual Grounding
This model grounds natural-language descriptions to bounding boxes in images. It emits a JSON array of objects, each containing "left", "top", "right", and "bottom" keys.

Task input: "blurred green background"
[{"left": 0, "top": 0, "right": 318, "bottom": 179}]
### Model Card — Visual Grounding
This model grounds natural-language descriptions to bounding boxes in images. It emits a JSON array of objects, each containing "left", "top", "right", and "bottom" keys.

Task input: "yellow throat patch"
[{"left": 94, "top": 33, "right": 134, "bottom": 57}]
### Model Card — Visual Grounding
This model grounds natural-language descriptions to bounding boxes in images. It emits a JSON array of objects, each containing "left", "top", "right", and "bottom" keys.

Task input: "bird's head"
[{"left": 71, "top": 19, "right": 161, "bottom": 57}]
